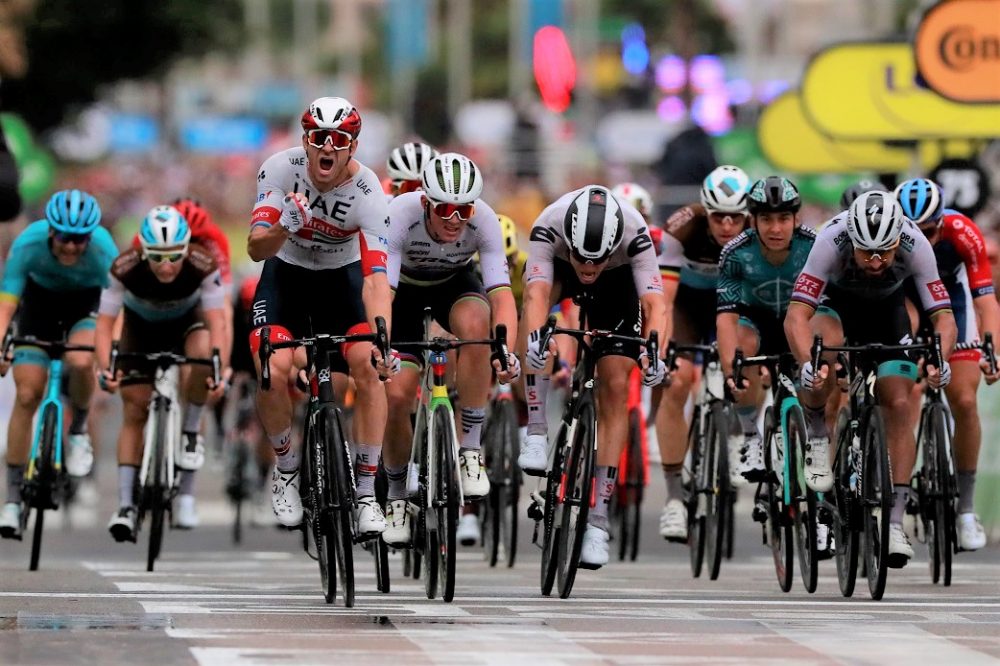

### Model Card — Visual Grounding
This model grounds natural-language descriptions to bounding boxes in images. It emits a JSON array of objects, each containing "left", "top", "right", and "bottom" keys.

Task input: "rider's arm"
[
  {"left": 203, "top": 306, "right": 228, "bottom": 366},
  {"left": 247, "top": 154, "right": 295, "bottom": 262},
  {"left": 477, "top": 202, "right": 518, "bottom": 346},
  {"left": 627, "top": 219, "right": 666, "bottom": 351},
  {"left": 659, "top": 233, "right": 683, "bottom": 344},
  {"left": 716, "top": 244, "right": 743, "bottom": 374},
  {"left": 974, "top": 294, "right": 1000, "bottom": 351},
  {"left": 949, "top": 215, "right": 1000, "bottom": 348},
  {"left": 0, "top": 229, "right": 31, "bottom": 334},
  {"left": 362, "top": 272, "right": 392, "bottom": 335},
  {"left": 95, "top": 277, "right": 126, "bottom": 369},
  {"left": 640, "top": 292, "right": 666, "bottom": 352},
  {"left": 908, "top": 229, "right": 958, "bottom": 359},
  {"left": 784, "top": 228, "right": 838, "bottom": 364},
  {"left": 717, "top": 312, "right": 740, "bottom": 375},
  {"left": 198, "top": 269, "right": 231, "bottom": 366},
  {"left": 784, "top": 302, "right": 816, "bottom": 365}
]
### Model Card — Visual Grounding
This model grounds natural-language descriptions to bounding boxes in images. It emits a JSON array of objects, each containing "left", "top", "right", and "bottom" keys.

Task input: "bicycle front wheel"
[
  {"left": 29, "top": 403, "right": 59, "bottom": 571},
  {"left": 433, "top": 405, "right": 460, "bottom": 603},
  {"left": 146, "top": 399, "right": 170, "bottom": 573},
  {"left": 687, "top": 406, "right": 706, "bottom": 578},
  {"left": 323, "top": 407, "right": 355, "bottom": 608},
  {"left": 862, "top": 406, "right": 891, "bottom": 600},
  {"left": 789, "top": 405, "right": 818, "bottom": 594},
  {"left": 540, "top": 424, "right": 566, "bottom": 596},
  {"left": 924, "top": 404, "right": 954, "bottom": 586},
  {"left": 764, "top": 407, "right": 793, "bottom": 592},
  {"left": 705, "top": 403, "right": 731, "bottom": 581},
  {"left": 557, "top": 399, "right": 597, "bottom": 599},
  {"left": 833, "top": 408, "right": 859, "bottom": 597}
]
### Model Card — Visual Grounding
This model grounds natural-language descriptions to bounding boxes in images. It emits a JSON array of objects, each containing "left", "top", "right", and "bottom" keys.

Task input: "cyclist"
[
  {"left": 0, "top": 190, "right": 117, "bottom": 539},
  {"left": 785, "top": 190, "right": 957, "bottom": 567},
  {"left": 653, "top": 165, "right": 750, "bottom": 542},
  {"left": 386, "top": 141, "right": 438, "bottom": 198},
  {"left": 896, "top": 177, "right": 999, "bottom": 551},
  {"left": 247, "top": 96, "right": 395, "bottom": 535},
  {"left": 97, "top": 206, "right": 230, "bottom": 540},
  {"left": 611, "top": 182, "right": 654, "bottom": 224},
  {"left": 519, "top": 185, "right": 665, "bottom": 568},
  {"left": 840, "top": 179, "right": 886, "bottom": 210}
]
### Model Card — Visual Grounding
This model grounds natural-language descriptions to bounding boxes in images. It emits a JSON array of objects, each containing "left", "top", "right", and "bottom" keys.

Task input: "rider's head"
[
  {"left": 139, "top": 205, "right": 191, "bottom": 283},
  {"left": 170, "top": 198, "right": 213, "bottom": 238},
  {"left": 45, "top": 189, "right": 101, "bottom": 266},
  {"left": 563, "top": 185, "right": 625, "bottom": 285},
  {"left": 700, "top": 165, "right": 750, "bottom": 247},
  {"left": 420, "top": 152, "right": 483, "bottom": 244},
  {"left": 610, "top": 182, "right": 654, "bottom": 223},
  {"left": 387, "top": 141, "right": 438, "bottom": 196},
  {"left": 839, "top": 179, "right": 886, "bottom": 210},
  {"left": 894, "top": 177, "right": 944, "bottom": 243},
  {"left": 300, "top": 96, "right": 361, "bottom": 190},
  {"left": 846, "top": 191, "right": 904, "bottom": 277},
  {"left": 497, "top": 214, "right": 519, "bottom": 259},
  {"left": 747, "top": 176, "right": 801, "bottom": 252}
]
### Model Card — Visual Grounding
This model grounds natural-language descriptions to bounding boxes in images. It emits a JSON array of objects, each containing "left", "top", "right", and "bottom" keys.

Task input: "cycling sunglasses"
[
  {"left": 53, "top": 232, "right": 91, "bottom": 245},
  {"left": 146, "top": 251, "right": 186, "bottom": 264},
  {"left": 306, "top": 128, "right": 353, "bottom": 150},
  {"left": 392, "top": 179, "right": 422, "bottom": 195},
  {"left": 430, "top": 200, "right": 475, "bottom": 221},
  {"left": 858, "top": 244, "right": 898, "bottom": 265}
]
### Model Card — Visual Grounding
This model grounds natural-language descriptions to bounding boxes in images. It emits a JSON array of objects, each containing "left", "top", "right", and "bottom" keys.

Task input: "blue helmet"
[
  {"left": 45, "top": 189, "right": 102, "bottom": 235},
  {"left": 139, "top": 205, "right": 191, "bottom": 253},
  {"left": 894, "top": 178, "right": 943, "bottom": 226}
]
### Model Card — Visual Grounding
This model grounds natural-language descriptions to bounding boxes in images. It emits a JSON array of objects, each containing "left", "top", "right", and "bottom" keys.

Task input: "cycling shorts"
[
  {"left": 553, "top": 260, "right": 642, "bottom": 362},
  {"left": 119, "top": 307, "right": 204, "bottom": 386},
  {"left": 816, "top": 285, "right": 913, "bottom": 363},
  {"left": 13, "top": 280, "right": 100, "bottom": 368}
]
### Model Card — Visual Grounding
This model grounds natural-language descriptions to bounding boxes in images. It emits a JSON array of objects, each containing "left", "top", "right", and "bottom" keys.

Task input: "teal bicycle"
[{"left": 1, "top": 330, "right": 94, "bottom": 571}]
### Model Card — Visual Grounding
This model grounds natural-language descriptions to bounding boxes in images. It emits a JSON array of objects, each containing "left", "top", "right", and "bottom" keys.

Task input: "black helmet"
[
  {"left": 839, "top": 179, "right": 886, "bottom": 210},
  {"left": 747, "top": 176, "right": 801, "bottom": 215}
]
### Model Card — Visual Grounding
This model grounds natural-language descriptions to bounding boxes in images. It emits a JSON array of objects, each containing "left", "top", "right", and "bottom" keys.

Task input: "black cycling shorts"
[
  {"left": 119, "top": 307, "right": 204, "bottom": 385},
  {"left": 15, "top": 279, "right": 100, "bottom": 342},
  {"left": 737, "top": 309, "right": 790, "bottom": 357},
  {"left": 554, "top": 260, "right": 642, "bottom": 361},
  {"left": 673, "top": 283, "right": 716, "bottom": 347},
  {"left": 817, "top": 285, "right": 913, "bottom": 362}
]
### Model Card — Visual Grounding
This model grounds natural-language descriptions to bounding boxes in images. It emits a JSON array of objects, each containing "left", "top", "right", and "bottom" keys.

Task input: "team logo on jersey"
[
  {"left": 793, "top": 272, "right": 824, "bottom": 300},
  {"left": 927, "top": 279, "right": 949, "bottom": 302}
]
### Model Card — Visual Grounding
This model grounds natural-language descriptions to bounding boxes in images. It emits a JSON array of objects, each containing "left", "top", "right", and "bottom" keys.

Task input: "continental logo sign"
[{"left": 916, "top": 0, "right": 1000, "bottom": 102}]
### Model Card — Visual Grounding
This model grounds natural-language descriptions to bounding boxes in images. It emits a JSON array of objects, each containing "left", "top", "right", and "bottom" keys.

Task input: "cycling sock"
[
  {"left": 118, "top": 465, "right": 137, "bottom": 508},
  {"left": 662, "top": 463, "right": 684, "bottom": 502},
  {"left": 178, "top": 470, "right": 195, "bottom": 496},
  {"left": 69, "top": 407, "right": 89, "bottom": 435},
  {"left": 957, "top": 471, "right": 976, "bottom": 514},
  {"left": 354, "top": 444, "right": 380, "bottom": 497},
  {"left": 736, "top": 405, "right": 757, "bottom": 435},
  {"left": 269, "top": 428, "right": 298, "bottom": 472},
  {"left": 385, "top": 463, "right": 408, "bottom": 501},
  {"left": 182, "top": 402, "right": 205, "bottom": 434},
  {"left": 589, "top": 466, "right": 617, "bottom": 530},
  {"left": 525, "top": 373, "right": 550, "bottom": 437},
  {"left": 803, "top": 404, "right": 826, "bottom": 437},
  {"left": 459, "top": 407, "right": 486, "bottom": 450},
  {"left": 6, "top": 465, "right": 24, "bottom": 504},
  {"left": 890, "top": 484, "right": 910, "bottom": 524}
]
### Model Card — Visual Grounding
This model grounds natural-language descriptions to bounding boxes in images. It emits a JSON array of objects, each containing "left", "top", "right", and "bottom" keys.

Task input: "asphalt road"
[{"left": 2, "top": 452, "right": 1000, "bottom": 666}]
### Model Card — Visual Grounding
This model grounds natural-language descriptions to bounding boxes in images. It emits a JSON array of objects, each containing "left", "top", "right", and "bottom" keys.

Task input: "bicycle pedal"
[{"left": 751, "top": 504, "right": 768, "bottom": 524}]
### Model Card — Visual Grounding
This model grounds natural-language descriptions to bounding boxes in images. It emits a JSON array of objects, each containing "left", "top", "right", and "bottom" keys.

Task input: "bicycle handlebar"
[
  {"left": 537, "top": 314, "right": 658, "bottom": 371},
  {"left": 1, "top": 330, "right": 97, "bottom": 377},
  {"left": 954, "top": 332, "right": 997, "bottom": 375},
  {"left": 108, "top": 341, "right": 221, "bottom": 386}
]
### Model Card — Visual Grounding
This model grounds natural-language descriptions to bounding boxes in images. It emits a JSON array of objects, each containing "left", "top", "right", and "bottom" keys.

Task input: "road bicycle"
[
  {"left": 610, "top": 367, "right": 648, "bottom": 562},
  {"left": 223, "top": 377, "right": 264, "bottom": 544},
  {"left": 481, "top": 379, "right": 521, "bottom": 568}
]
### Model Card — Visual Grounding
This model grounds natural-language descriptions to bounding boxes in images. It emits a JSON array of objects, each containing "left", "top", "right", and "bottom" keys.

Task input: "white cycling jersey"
[
  {"left": 386, "top": 191, "right": 509, "bottom": 291},
  {"left": 525, "top": 189, "right": 662, "bottom": 296},
  {"left": 250, "top": 147, "right": 389, "bottom": 275}
]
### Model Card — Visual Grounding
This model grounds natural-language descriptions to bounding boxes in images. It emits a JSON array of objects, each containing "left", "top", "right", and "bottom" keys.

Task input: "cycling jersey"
[
  {"left": 509, "top": 249, "right": 528, "bottom": 309},
  {"left": 525, "top": 189, "right": 661, "bottom": 297},
  {"left": 130, "top": 222, "right": 232, "bottom": 285},
  {"left": 791, "top": 213, "right": 951, "bottom": 316},
  {"left": 718, "top": 227, "right": 816, "bottom": 319},
  {"left": 0, "top": 220, "right": 117, "bottom": 304},
  {"left": 386, "top": 191, "right": 509, "bottom": 292},
  {"left": 250, "top": 148, "right": 389, "bottom": 276},
  {"left": 659, "top": 203, "right": 745, "bottom": 290},
  {"left": 933, "top": 210, "right": 994, "bottom": 298},
  {"left": 99, "top": 245, "right": 226, "bottom": 322}
]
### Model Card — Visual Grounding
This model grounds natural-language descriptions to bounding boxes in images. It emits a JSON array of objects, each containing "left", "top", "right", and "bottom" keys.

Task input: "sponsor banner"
[{"left": 915, "top": 0, "right": 1000, "bottom": 103}]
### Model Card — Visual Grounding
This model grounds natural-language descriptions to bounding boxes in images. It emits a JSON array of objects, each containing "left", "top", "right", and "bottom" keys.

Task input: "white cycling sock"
[
  {"left": 182, "top": 402, "right": 205, "bottom": 434},
  {"left": 354, "top": 444, "right": 381, "bottom": 498},
  {"left": 178, "top": 470, "right": 196, "bottom": 496},
  {"left": 269, "top": 428, "right": 298, "bottom": 472},
  {"left": 6, "top": 465, "right": 24, "bottom": 504},
  {"left": 662, "top": 464, "right": 684, "bottom": 502},
  {"left": 525, "top": 373, "right": 550, "bottom": 437},
  {"left": 957, "top": 471, "right": 976, "bottom": 514},
  {"left": 460, "top": 407, "right": 486, "bottom": 451},
  {"left": 384, "top": 463, "right": 408, "bottom": 501},
  {"left": 589, "top": 466, "right": 617, "bottom": 530},
  {"left": 118, "top": 465, "right": 137, "bottom": 508},
  {"left": 890, "top": 484, "right": 909, "bottom": 525}
]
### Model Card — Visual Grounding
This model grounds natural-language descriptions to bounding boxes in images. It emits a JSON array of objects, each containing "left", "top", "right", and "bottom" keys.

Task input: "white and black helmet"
[
  {"left": 563, "top": 186, "right": 625, "bottom": 264},
  {"left": 421, "top": 152, "right": 483, "bottom": 204},
  {"left": 387, "top": 142, "right": 439, "bottom": 181},
  {"left": 846, "top": 191, "right": 905, "bottom": 252},
  {"left": 700, "top": 165, "right": 750, "bottom": 214}
]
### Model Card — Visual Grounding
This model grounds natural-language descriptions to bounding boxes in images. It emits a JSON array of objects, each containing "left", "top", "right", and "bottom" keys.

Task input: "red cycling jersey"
[
  {"left": 936, "top": 210, "right": 994, "bottom": 299},
  {"left": 131, "top": 222, "right": 232, "bottom": 285}
]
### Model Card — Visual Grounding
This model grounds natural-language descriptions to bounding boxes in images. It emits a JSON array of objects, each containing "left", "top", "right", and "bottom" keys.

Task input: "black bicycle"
[
  {"left": 223, "top": 377, "right": 265, "bottom": 545},
  {"left": 528, "top": 314, "right": 657, "bottom": 599},
  {"left": 257, "top": 317, "right": 389, "bottom": 607},
  {"left": 482, "top": 380, "right": 521, "bottom": 568}
]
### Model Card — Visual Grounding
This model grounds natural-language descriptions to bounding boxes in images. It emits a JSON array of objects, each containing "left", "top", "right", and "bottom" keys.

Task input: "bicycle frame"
[
  {"left": 138, "top": 365, "right": 180, "bottom": 492},
  {"left": 411, "top": 348, "right": 464, "bottom": 520},
  {"left": 26, "top": 358, "right": 66, "bottom": 480}
]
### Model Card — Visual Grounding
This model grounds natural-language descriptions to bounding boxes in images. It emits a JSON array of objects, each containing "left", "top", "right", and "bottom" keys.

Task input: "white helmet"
[
  {"left": 847, "top": 191, "right": 905, "bottom": 252},
  {"left": 300, "top": 96, "right": 362, "bottom": 138},
  {"left": 387, "top": 142, "right": 439, "bottom": 181},
  {"left": 139, "top": 205, "right": 190, "bottom": 254},
  {"left": 700, "top": 165, "right": 750, "bottom": 214},
  {"left": 421, "top": 152, "right": 483, "bottom": 204},
  {"left": 563, "top": 186, "right": 625, "bottom": 263},
  {"left": 611, "top": 182, "right": 654, "bottom": 218}
]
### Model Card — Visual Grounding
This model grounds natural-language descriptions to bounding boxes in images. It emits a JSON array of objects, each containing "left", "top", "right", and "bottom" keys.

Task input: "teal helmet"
[{"left": 45, "top": 189, "right": 102, "bottom": 235}]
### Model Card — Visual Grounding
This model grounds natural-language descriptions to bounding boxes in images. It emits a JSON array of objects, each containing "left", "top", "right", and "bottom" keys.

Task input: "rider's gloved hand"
[
  {"left": 279, "top": 192, "right": 311, "bottom": 234},
  {"left": 526, "top": 328, "right": 552, "bottom": 371},
  {"left": 639, "top": 349, "right": 665, "bottom": 387},
  {"left": 928, "top": 359, "right": 952, "bottom": 390},
  {"left": 493, "top": 351, "right": 521, "bottom": 383},
  {"left": 799, "top": 360, "right": 825, "bottom": 391}
]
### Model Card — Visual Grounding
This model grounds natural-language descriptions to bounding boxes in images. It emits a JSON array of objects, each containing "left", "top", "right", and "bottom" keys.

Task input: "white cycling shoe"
[
  {"left": 659, "top": 499, "right": 688, "bottom": 543},
  {"left": 175, "top": 494, "right": 199, "bottom": 529},
  {"left": 65, "top": 433, "right": 94, "bottom": 477},
  {"left": 518, "top": 434, "right": 548, "bottom": 477},
  {"left": 459, "top": 449, "right": 490, "bottom": 499},
  {"left": 958, "top": 512, "right": 987, "bottom": 551},
  {"left": 355, "top": 496, "right": 387, "bottom": 538},
  {"left": 458, "top": 513, "right": 481, "bottom": 546},
  {"left": 176, "top": 433, "right": 206, "bottom": 471},
  {"left": 579, "top": 524, "right": 610, "bottom": 569},
  {"left": 382, "top": 499, "right": 414, "bottom": 547},
  {"left": 108, "top": 506, "right": 138, "bottom": 543},
  {"left": 887, "top": 523, "right": 914, "bottom": 568},
  {"left": 270, "top": 467, "right": 303, "bottom": 527},
  {"left": 727, "top": 433, "right": 747, "bottom": 487},
  {"left": 0, "top": 502, "right": 22, "bottom": 540},
  {"left": 740, "top": 433, "right": 766, "bottom": 483},
  {"left": 803, "top": 436, "right": 833, "bottom": 492}
]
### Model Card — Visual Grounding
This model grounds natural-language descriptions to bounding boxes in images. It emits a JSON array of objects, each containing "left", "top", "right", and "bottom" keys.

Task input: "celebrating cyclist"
[
  {"left": 653, "top": 165, "right": 750, "bottom": 542},
  {"left": 247, "top": 96, "right": 395, "bottom": 535},
  {"left": 896, "top": 177, "right": 999, "bottom": 551},
  {"left": 379, "top": 152, "right": 520, "bottom": 547},
  {"left": 97, "top": 206, "right": 229, "bottom": 541},
  {"left": 519, "top": 185, "right": 665, "bottom": 568},
  {"left": 785, "top": 191, "right": 957, "bottom": 567},
  {"left": 386, "top": 141, "right": 438, "bottom": 199},
  {"left": 0, "top": 190, "right": 117, "bottom": 539}
]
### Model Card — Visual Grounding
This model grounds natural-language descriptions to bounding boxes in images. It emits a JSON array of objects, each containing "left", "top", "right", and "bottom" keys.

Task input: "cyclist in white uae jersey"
[
  {"left": 380, "top": 153, "right": 520, "bottom": 547},
  {"left": 519, "top": 185, "right": 665, "bottom": 568},
  {"left": 247, "top": 96, "right": 396, "bottom": 537}
]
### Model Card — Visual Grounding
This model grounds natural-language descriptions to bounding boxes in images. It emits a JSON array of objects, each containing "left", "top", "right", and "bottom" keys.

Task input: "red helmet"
[
  {"left": 171, "top": 198, "right": 213, "bottom": 237},
  {"left": 300, "top": 97, "right": 362, "bottom": 138}
]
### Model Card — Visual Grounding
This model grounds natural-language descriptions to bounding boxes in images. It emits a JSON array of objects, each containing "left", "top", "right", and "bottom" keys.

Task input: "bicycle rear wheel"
[
  {"left": 764, "top": 408, "right": 793, "bottom": 592},
  {"left": 925, "top": 404, "right": 954, "bottom": 586},
  {"left": 540, "top": 424, "right": 566, "bottom": 596},
  {"left": 687, "top": 406, "right": 706, "bottom": 578},
  {"left": 229, "top": 441, "right": 249, "bottom": 545},
  {"left": 146, "top": 400, "right": 170, "bottom": 572},
  {"left": 434, "top": 406, "right": 460, "bottom": 603},
  {"left": 373, "top": 463, "right": 390, "bottom": 593},
  {"left": 863, "top": 406, "right": 891, "bottom": 600},
  {"left": 324, "top": 408, "right": 355, "bottom": 608},
  {"left": 483, "top": 407, "right": 504, "bottom": 567},
  {"left": 705, "top": 403, "right": 730, "bottom": 580},
  {"left": 29, "top": 403, "right": 59, "bottom": 571},
  {"left": 833, "top": 408, "right": 859, "bottom": 597},
  {"left": 557, "top": 399, "right": 596, "bottom": 599},
  {"left": 500, "top": 400, "right": 521, "bottom": 568},
  {"left": 788, "top": 405, "right": 818, "bottom": 593},
  {"left": 622, "top": 407, "right": 644, "bottom": 562}
]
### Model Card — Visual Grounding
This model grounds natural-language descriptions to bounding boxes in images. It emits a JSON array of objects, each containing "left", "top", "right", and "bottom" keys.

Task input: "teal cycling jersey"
[
  {"left": 0, "top": 220, "right": 118, "bottom": 303},
  {"left": 717, "top": 227, "right": 815, "bottom": 319}
]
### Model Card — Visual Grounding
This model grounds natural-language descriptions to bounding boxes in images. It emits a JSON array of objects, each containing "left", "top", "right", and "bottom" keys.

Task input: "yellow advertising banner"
[
  {"left": 916, "top": 0, "right": 1000, "bottom": 103},
  {"left": 801, "top": 42, "right": 1000, "bottom": 139}
]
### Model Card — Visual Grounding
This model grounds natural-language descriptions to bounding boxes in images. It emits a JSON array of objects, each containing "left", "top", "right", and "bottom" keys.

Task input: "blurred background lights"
[
  {"left": 620, "top": 22, "right": 650, "bottom": 76},
  {"left": 656, "top": 95, "right": 687, "bottom": 123},
  {"left": 689, "top": 54, "right": 725, "bottom": 93},
  {"left": 655, "top": 55, "right": 686, "bottom": 93},
  {"left": 533, "top": 26, "right": 577, "bottom": 113}
]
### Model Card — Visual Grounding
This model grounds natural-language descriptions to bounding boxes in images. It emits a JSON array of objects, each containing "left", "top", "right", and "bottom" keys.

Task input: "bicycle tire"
[
  {"left": 29, "top": 403, "right": 58, "bottom": 571},
  {"left": 557, "top": 398, "right": 596, "bottom": 599},
  {"left": 146, "top": 399, "right": 170, "bottom": 572},
  {"left": 500, "top": 400, "right": 520, "bottom": 568},
  {"left": 302, "top": 410, "right": 334, "bottom": 604},
  {"left": 540, "top": 423, "right": 566, "bottom": 595},
  {"left": 764, "top": 406, "right": 793, "bottom": 592},
  {"left": 862, "top": 406, "right": 891, "bottom": 600},
  {"left": 926, "top": 404, "right": 954, "bottom": 586},
  {"left": 832, "top": 408, "right": 859, "bottom": 597},
  {"left": 725, "top": 492, "right": 736, "bottom": 560},
  {"left": 419, "top": 415, "right": 439, "bottom": 599},
  {"left": 789, "top": 404, "right": 818, "bottom": 593},
  {"left": 705, "top": 403, "right": 730, "bottom": 580},
  {"left": 687, "top": 405, "right": 706, "bottom": 578},
  {"left": 230, "top": 442, "right": 249, "bottom": 545},
  {"left": 324, "top": 407, "right": 355, "bottom": 608},
  {"left": 483, "top": 408, "right": 503, "bottom": 567},
  {"left": 373, "top": 463, "right": 391, "bottom": 593},
  {"left": 624, "top": 407, "right": 644, "bottom": 562},
  {"left": 433, "top": 406, "right": 460, "bottom": 603}
]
